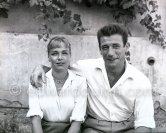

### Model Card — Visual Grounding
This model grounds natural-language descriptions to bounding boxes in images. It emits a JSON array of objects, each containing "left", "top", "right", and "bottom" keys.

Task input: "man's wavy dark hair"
[{"left": 97, "top": 24, "right": 128, "bottom": 50}]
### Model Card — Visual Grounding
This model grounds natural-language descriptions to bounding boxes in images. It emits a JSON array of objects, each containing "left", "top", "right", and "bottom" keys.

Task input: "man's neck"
[
  {"left": 105, "top": 61, "right": 126, "bottom": 82},
  {"left": 105, "top": 62, "right": 125, "bottom": 88}
]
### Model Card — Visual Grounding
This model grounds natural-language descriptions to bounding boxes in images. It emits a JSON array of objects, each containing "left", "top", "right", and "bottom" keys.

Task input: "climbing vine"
[
  {"left": 34, "top": 0, "right": 87, "bottom": 41},
  {"left": 0, "top": 0, "right": 166, "bottom": 47},
  {"left": 0, "top": 0, "right": 9, "bottom": 18}
]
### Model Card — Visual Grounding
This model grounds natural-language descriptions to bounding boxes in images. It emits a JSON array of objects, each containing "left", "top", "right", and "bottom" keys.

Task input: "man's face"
[
  {"left": 100, "top": 34, "right": 128, "bottom": 69},
  {"left": 48, "top": 42, "right": 71, "bottom": 72}
]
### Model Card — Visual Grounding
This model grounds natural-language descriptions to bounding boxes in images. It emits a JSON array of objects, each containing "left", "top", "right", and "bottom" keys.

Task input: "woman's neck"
[{"left": 52, "top": 69, "right": 68, "bottom": 80}]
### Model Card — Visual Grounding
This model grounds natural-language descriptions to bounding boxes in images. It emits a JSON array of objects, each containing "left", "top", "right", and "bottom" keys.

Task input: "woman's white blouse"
[{"left": 27, "top": 69, "right": 87, "bottom": 122}]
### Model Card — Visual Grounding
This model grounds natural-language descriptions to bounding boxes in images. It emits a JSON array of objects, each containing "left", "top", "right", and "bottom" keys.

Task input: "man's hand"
[{"left": 30, "top": 65, "right": 46, "bottom": 88}]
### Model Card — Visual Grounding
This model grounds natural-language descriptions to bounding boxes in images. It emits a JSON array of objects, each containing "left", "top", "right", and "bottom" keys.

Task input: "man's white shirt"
[{"left": 72, "top": 58, "right": 155, "bottom": 129}]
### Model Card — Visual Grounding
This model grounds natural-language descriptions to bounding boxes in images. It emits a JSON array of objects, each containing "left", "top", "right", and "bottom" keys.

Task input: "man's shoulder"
[
  {"left": 69, "top": 70, "right": 86, "bottom": 81},
  {"left": 76, "top": 58, "right": 102, "bottom": 67},
  {"left": 70, "top": 58, "right": 102, "bottom": 76},
  {"left": 68, "top": 70, "right": 87, "bottom": 89},
  {"left": 128, "top": 64, "right": 151, "bottom": 84},
  {"left": 46, "top": 69, "right": 52, "bottom": 78}
]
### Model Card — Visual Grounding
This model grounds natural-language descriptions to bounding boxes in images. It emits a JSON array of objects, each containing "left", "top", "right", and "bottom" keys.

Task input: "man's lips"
[{"left": 107, "top": 58, "right": 117, "bottom": 62}]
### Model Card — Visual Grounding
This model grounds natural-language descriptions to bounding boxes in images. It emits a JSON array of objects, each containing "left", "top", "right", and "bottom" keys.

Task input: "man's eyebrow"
[
  {"left": 112, "top": 43, "right": 120, "bottom": 45},
  {"left": 101, "top": 43, "right": 109, "bottom": 45},
  {"left": 101, "top": 44, "right": 109, "bottom": 47},
  {"left": 62, "top": 49, "right": 69, "bottom": 52},
  {"left": 50, "top": 50, "right": 58, "bottom": 52}
]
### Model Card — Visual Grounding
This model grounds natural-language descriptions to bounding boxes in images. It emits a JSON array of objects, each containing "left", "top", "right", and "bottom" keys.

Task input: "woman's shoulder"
[{"left": 69, "top": 70, "right": 87, "bottom": 84}]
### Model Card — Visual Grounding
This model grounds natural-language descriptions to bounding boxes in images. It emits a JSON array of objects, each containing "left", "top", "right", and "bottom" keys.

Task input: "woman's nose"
[{"left": 58, "top": 53, "right": 63, "bottom": 60}]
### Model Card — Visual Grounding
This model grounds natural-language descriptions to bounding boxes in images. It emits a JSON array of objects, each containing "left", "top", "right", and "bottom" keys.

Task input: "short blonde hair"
[{"left": 47, "top": 36, "right": 71, "bottom": 55}]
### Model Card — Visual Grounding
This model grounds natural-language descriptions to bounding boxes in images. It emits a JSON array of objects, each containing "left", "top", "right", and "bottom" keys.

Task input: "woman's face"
[{"left": 48, "top": 41, "right": 71, "bottom": 72}]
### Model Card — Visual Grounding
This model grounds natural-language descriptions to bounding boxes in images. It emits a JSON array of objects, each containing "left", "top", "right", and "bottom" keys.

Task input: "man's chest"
[
  {"left": 107, "top": 74, "right": 120, "bottom": 88},
  {"left": 86, "top": 70, "right": 136, "bottom": 101}
]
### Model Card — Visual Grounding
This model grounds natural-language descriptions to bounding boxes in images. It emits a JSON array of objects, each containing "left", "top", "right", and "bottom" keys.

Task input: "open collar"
[
  {"left": 95, "top": 58, "right": 134, "bottom": 90},
  {"left": 46, "top": 69, "right": 76, "bottom": 94},
  {"left": 46, "top": 69, "right": 75, "bottom": 82},
  {"left": 95, "top": 58, "right": 133, "bottom": 79}
]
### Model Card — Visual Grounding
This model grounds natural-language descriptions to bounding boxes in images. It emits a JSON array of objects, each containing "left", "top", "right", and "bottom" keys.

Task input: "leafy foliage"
[
  {"left": 105, "top": 0, "right": 165, "bottom": 48},
  {"left": 32, "top": 0, "right": 86, "bottom": 41},
  {"left": 0, "top": 0, "right": 165, "bottom": 47},
  {"left": 139, "top": 0, "right": 165, "bottom": 47},
  {"left": 0, "top": 0, "right": 9, "bottom": 18}
]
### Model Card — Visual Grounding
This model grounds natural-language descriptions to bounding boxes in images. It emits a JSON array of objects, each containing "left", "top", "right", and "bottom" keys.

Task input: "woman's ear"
[
  {"left": 48, "top": 53, "right": 50, "bottom": 62},
  {"left": 48, "top": 56, "right": 51, "bottom": 62},
  {"left": 100, "top": 50, "right": 103, "bottom": 56},
  {"left": 99, "top": 47, "right": 103, "bottom": 55}
]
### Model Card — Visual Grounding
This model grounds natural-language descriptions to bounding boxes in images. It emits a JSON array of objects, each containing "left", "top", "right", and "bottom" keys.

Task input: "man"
[{"left": 31, "top": 24, "right": 155, "bottom": 133}]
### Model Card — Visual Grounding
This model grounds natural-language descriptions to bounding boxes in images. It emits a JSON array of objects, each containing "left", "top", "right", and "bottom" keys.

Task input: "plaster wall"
[{"left": 0, "top": 33, "right": 166, "bottom": 108}]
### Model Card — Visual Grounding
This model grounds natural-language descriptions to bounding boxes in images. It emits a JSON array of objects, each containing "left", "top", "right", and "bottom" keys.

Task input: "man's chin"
[{"left": 105, "top": 61, "right": 117, "bottom": 68}]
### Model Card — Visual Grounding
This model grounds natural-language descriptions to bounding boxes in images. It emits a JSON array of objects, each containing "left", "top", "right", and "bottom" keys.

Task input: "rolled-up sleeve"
[
  {"left": 70, "top": 78, "right": 87, "bottom": 122},
  {"left": 26, "top": 84, "right": 43, "bottom": 119},
  {"left": 134, "top": 81, "right": 155, "bottom": 129}
]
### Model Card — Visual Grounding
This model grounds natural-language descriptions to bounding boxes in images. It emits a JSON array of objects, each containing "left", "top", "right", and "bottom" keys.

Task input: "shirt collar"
[
  {"left": 124, "top": 60, "right": 134, "bottom": 79},
  {"left": 95, "top": 58, "right": 134, "bottom": 80},
  {"left": 46, "top": 69, "right": 76, "bottom": 82}
]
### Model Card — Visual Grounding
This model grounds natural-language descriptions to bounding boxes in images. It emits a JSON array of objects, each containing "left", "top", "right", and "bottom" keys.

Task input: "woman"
[{"left": 27, "top": 36, "right": 87, "bottom": 133}]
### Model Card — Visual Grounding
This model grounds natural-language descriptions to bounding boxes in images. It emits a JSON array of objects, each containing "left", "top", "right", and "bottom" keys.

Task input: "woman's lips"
[{"left": 56, "top": 62, "right": 65, "bottom": 66}]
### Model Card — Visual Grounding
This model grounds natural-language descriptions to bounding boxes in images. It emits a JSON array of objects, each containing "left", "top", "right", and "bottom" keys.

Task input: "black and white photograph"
[{"left": 0, "top": 0, "right": 166, "bottom": 132}]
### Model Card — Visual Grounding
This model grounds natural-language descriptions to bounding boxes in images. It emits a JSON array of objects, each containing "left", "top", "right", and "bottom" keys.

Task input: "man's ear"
[
  {"left": 125, "top": 42, "right": 130, "bottom": 50},
  {"left": 125, "top": 42, "right": 130, "bottom": 60}
]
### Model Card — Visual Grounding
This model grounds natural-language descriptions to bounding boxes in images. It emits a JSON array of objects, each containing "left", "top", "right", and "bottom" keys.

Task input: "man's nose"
[{"left": 107, "top": 47, "right": 115, "bottom": 57}]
